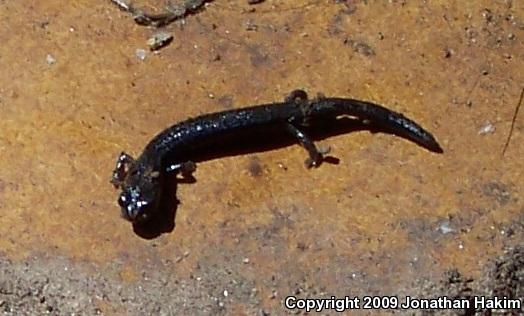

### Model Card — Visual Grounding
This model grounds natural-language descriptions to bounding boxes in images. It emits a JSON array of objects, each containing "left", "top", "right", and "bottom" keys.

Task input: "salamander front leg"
[
  {"left": 111, "top": 152, "right": 135, "bottom": 188},
  {"left": 286, "top": 123, "right": 329, "bottom": 168},
  {"left": 166, "top": 161, "right": 197, "bottom": 178}
]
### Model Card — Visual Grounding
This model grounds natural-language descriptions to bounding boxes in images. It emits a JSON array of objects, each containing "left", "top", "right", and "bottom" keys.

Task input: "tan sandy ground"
[{"left": 0, "top": 1, "right": 522, "bottom": 315}]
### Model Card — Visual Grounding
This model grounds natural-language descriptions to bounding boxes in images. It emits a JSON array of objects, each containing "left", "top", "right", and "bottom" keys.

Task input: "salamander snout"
[{"left": 118, "top": 185, "right": 157, "bottom": 223}]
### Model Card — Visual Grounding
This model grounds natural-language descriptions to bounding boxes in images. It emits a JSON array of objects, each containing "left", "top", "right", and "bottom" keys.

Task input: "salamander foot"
[{"left": 111, "top": 152, "right": 135, "bottom": 188}]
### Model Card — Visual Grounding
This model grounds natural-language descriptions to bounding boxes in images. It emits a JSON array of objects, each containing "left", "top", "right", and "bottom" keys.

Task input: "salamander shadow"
[{"left": 131, "top": 117, "right": 441, "bottom": 238}]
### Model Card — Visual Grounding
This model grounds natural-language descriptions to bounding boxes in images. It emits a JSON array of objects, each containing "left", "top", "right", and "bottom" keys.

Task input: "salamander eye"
[{"left": 118, "top": 192, "right": 127, "bottom": 208}]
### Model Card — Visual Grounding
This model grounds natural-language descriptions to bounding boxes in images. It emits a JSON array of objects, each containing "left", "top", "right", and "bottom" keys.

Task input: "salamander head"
[{"left": 118, "top": 167, "right": 163, "bottom": 223}]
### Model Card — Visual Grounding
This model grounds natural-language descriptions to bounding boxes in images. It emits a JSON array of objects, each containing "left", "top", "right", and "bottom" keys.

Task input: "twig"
[{"left": 502, "top": 87, "right": 524, "bottom": 156}]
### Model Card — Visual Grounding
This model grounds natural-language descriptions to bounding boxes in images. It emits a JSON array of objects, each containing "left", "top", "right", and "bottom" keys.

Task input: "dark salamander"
[{"left": 111, "top": 90, "right": 442, "bottom": 223}]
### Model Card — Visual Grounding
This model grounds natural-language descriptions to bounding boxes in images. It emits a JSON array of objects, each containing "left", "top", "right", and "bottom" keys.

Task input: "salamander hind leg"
[
  {"left": 285, "top": 89, "right": 309, "bottom": 104},
  {"left": 286, "top": 123, "right": 329, "bottom": 168},
  {"left": 111, "top": 152, "right": 136, "bottom": 188}
]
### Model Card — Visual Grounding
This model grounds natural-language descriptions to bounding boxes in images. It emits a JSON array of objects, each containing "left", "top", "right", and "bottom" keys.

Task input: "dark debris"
[
  {"left": 110, "top": 0, "right": 213, "bottom": 27},
  {"left": 419, "top": 245, "right": 524, "bottom": 315}
]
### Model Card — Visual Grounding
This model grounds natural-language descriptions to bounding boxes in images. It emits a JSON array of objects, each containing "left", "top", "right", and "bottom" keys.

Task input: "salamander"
[{"left": 111, "top": 90, "right": 442, "bottom": 223}]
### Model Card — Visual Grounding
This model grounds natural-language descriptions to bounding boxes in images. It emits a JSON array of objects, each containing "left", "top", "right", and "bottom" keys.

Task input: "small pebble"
[
  {"left": 444, "top": 48, "right": 454, "bottom": 58},
  {"left": 135, "top": 48, "right": 147, "bottom": 60},
  {"left": 478, "top": 122, "right": 495, "bottom": 135},
  {"left": 147, "top": 32, "right": 174, "bottom": 51},
  {"left": 46, "top": 54, "right": 56, "bottom": 65},
  {"left": 438, "top": 221, "right": 455, "bottom": 234}
]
